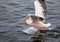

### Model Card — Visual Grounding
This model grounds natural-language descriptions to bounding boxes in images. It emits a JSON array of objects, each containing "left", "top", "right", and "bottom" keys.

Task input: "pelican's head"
[
  {"left": 26, "top": 16, "right": 33, "bottom": 25},
  {"left": 17, "top": 14, "right": 34, "bottom": 24}
]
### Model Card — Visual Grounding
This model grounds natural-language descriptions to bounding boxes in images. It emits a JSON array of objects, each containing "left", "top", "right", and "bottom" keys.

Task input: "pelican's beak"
[{"left": 17, "top": 16, "right": 29, "bottom": 23}]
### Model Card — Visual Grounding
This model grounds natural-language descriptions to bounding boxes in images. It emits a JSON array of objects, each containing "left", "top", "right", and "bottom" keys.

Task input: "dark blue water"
[{"left": 0, "top": 0, "right": 60, "bottom": 42}]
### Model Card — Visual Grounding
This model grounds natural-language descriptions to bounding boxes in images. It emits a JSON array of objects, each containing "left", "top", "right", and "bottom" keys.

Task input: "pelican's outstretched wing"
[{"left": 34, "top": 0, "right": 47, "bottom": 19}]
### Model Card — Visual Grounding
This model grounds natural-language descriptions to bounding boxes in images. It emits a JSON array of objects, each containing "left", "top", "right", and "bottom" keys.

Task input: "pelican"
[{"left": 17, "top": 0, "right": 51, "bottom": 34}]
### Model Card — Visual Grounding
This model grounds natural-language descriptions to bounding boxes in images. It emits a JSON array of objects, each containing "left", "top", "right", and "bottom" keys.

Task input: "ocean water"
[{"left": 0, "top": 0, "right": 60, "bottom": 42}]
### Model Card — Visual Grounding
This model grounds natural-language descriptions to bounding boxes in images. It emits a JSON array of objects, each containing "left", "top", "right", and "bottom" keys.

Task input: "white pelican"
[{"left": 17, "top": 0, "right": 51, "bottom": 34}]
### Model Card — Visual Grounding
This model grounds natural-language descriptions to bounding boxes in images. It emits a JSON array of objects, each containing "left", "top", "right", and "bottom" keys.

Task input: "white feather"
[{"left": 34, "top": 0, "right": 45, "bottom": 19}]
